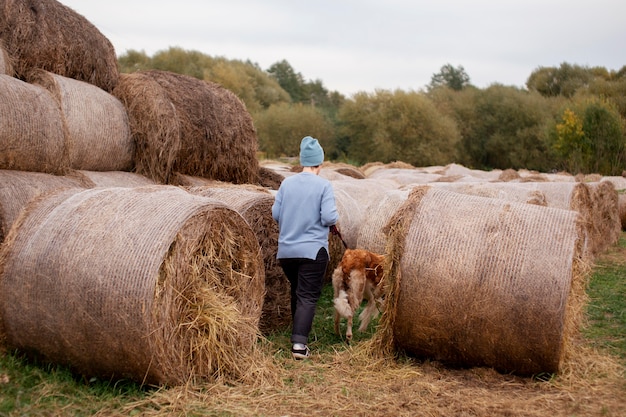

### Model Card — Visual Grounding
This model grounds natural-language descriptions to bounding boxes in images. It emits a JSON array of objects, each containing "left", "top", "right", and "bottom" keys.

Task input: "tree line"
[{"left": 119, "top": 48, "right": 626, "bottom": 176}]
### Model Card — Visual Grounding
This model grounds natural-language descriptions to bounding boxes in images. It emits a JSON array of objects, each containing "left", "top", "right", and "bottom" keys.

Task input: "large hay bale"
[
  {"left": 0, "top": 169, "right": 90, "bottom": 242},
  {"left": 0, "top": 0, "right": 119, "bottom": 91},
  {"left": 356, "top": 189, "right": 410, "bottom": 254},
  {"left": 375, "top": 186, "right": 587, "bottom": 375},
  {"left": 0, "top": 186, "right": 264, "bottom": 385},
  {"left": 112, "top": 70, "right": 259, "bottom": 185},
  {"left": 587, "top": 181, "right": 621, "bottom": 254},
  {"left": 438, "top": 182, "right": 594, "bottom": 258},
  {"left": 0, "top": 74, "right": 67, "bottom": 173},
  {"left": 27, "top": 70, "right": 134, "bottom": 171},
  {"left": 368, "top": 168, "right": 441, "bottom": 185},
  {"left": 70, "top": 170, "right": 156, "bottom": 188},
  {"left": 185, "top": 184, "right": 291, "bottom": 333}
]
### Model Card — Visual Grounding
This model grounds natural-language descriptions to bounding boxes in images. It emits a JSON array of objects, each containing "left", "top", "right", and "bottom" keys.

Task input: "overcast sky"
[{"left": 61, "top": 0, "right": 625, "bottom": 96}]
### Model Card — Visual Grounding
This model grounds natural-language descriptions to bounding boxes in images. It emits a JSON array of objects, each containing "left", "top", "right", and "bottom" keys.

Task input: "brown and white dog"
[{"left": 332, "top": 248, "right": 385, "bottom": 342}]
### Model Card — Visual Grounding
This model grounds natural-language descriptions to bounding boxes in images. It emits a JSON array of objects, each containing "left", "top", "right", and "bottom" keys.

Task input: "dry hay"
[
  {"left": 257, "top": 166, "right": 284, "bottom": 190},
  {"left": 69, "top": 170, "right": 156, "bottom": 188},
  {"left": 499, "top": 168, "right": 521, "bottom": 181},
  {"left": 356, "top": 189, "right": 410, "bottom": 254},
  {"left": 100, "top": 342, "right": 625, "bottom": 416},
  {"left": 26, "top": 69, "right": 134, "bottom": 171},
  {"left": 0, "top": 169, "right": 91, "bottom": 242},
  {"left": 0, "top": 0, "right": 119, "bottom": 92},
  {"left": 427, "top": 182, "right": 551, "bottom": 207},
  {"left": 0, "top": 186, "right": 265, "bottom": 385},
  {"left": 455, "top": 181, "right": 596, "bottom": 258},
  {"left": 185, "top": 184, "right": 290, "bottom": 334},
  {"left": 619, "top": 194, "right": 626, "bottom": 231},
  {"left": 437, "top": 163, "right": 502, "bottom": 181},
  {"left": 371, "top": 186, "right": 588, "bottom": 375},
  {"left": 112, "top": 70, "right": 259, "bottom": 185},
  {"left": 368, "top": 167, "right": 441, "bottom": 185},
  {"left": 360, "top": 161, "right": 385, "bottom": 176},
  {"left": 322, "top": 162, "right": 366, "bottom": 179},
  {"left": 168, "top": 173, "right": 218, "bottom": 187},
  {"left": 0, "top": 74, "right": 67, "bottom": 173},
  {"left": 0, "top": 39, "right": 13, "bottom": 75},
  {"left": 586, "top": 181, "right": 621, "bottom": 254}
]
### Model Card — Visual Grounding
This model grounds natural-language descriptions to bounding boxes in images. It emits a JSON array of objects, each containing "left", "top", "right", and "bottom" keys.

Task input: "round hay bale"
[
  {"left": 587, "top": 181, "right": 621, "bottom": 254},
  {"left": 27, "top": 70, "right": 134, "bottom": 171},
  {"left": 69, "top": 170, "right": 156, "bottom": 188},
  {"left": 498, "top": 169, "right": 521, "bottom": 182},
  {"left": 258, "top": 166, "right": 284, "bottom": 190},
  {"left": 0, "top": 169, "right": 90, "bottom": 242},
  {"left": 112, "top": 70, "right": 259, "bottom": 185},
  {"left": 376, "top": 186, "right": 587, "bottom": 375},
  {"left": 368, "top": 168, "right": 441, "bottom": 185},
  {"left": 427, "top": 182, "right": 550, "bottom": 206},
  {"left": 185, "top": 184, "right": 290, "bottom": 333},
  {"left": 444, "top": 182, "right": 594, "bottom": 258},
  {"left": 0, "top": 74, "right": 67, "bottom": 173},
  {"left": 356, "top": 189, "right": 410, "bottom": 254},
  {"left": 0, "top": 186, "right": 264, "bottom": 385},
  {"left": 0, "top": 0, "right": 119, "bottom": 92},
  {"left": 322, "top": 162, "right": 366, "bottom": 179}
]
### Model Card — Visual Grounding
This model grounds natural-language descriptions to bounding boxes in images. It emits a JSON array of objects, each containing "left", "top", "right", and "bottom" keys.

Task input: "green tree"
[
  {"left": 526, "top": 62, "right": 607, "bottom": 98},
  {"left": 337, "top": 90, "right": 460, "bottom": 166},
  {"left": 437, "top": 85, "right": 558, "bottom": 171},
  {"left": 253, "top": 103, "right": 336, "bottom": 159},
  {"left": 267, "top": 60, "right": 305, "bottom": 102},
  {"left": 428, "top": 64, "right": 471, "bottom": 91},
  {"left": 551, "top": 99, "right": 625, "bottom": 175},
  {"left": 117, "top": 49, "right": 152, "bottom": 73}
]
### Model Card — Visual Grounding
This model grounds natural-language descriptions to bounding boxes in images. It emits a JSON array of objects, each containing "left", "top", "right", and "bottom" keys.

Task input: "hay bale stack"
[
  {"left": 0, "top": 186, "right": 264, "bottom": 385},
  {"left": 322, "top": 162, "right": 366, "bottom": 179},
  {"left": 376, "top": 186, "right": 587, "bottom": 375},
  {"left": 185, "top": 184, "right": 290, "bottom": 333},
  {"left": 70, "top": 170, "right": 156, "bottom": 188},
  {"left": 0, "top": 169, "right": 91, "bottom": 242},
  {"left": 0, "top": 0, "right": 119, "bottom": 92},
  {"left": 587, "top": 181, "right": 621, "bottom": 254},
  {"left": 112, "top": 70, "right": 259, "bottom": 185},
  {"left": 0, "top": 74, "right": 67, "bottom": 173},
  {"left": 27, "top": 70, "right": 134, "bottom": 171}
]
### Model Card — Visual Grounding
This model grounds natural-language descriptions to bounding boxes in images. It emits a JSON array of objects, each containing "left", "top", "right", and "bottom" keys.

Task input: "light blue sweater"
[{"left": 272, "top": 172, "right": 339, "bottom": 260}]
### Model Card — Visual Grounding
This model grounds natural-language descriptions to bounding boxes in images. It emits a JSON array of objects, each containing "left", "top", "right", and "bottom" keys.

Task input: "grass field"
[{"left": 1, "top": 234, "right": 625, "bottom": 416}]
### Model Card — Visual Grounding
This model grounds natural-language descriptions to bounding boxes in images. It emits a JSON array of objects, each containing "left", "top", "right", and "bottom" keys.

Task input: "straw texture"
[
  {"left": 26, "top": 70, "right": 134, "bottom": 171},
  {"left": 378, "top": 186, "right": 586, "bottom": 375},
  {"left": 0, "top": 186, "right": 264, "bottom": 385}
]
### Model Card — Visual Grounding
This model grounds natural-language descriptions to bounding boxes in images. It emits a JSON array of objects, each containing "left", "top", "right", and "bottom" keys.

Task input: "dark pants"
[{"left": 279, "top": 247, "right": 329, "bottom": 345}]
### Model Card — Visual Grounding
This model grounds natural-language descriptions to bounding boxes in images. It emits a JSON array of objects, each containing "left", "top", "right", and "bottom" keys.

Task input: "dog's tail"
[{"left": 333, "top": 289, "right": 353, "bottom": 318}]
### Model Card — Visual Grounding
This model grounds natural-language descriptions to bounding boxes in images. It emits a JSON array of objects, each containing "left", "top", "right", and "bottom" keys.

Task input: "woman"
[{"left": 272, "top": 136, "right": 339, "bottom": 359}]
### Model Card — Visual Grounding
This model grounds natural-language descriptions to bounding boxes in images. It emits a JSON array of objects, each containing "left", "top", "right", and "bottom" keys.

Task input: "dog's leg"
[
  {"left": 358, "top": 284, "right": 379, "bottom": 332},
  {"left": 346, "top": 315, "right": 353, "bottom": 343}
]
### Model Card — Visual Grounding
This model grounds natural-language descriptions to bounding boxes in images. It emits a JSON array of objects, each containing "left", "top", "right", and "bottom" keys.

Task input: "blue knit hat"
[{"left": 299, "top": 136, "right": 324, "bottom": 166}]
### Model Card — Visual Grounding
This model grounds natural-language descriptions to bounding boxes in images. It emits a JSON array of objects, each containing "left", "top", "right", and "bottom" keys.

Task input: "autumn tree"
[
  {"left": 337, "top": 90, "right": 460, "bottom": 166},
  {"left": 253, "top": 103, "right": 336, "bottom": 159}
]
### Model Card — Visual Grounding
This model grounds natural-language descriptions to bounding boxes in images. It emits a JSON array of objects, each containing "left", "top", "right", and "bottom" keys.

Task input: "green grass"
[
  {"left": 1, "top": 233, "right": 625, "bottom": 415},
  {"left": 582, "top": 234, "right": 626, "bottom": 363}
]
